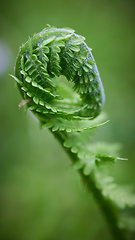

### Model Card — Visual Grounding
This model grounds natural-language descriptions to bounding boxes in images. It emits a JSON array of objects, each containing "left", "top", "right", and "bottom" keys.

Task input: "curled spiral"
[
  {"left": 13, "top": 25, "right": 105, "bottom": 122},
  {"left": 12, "top": 26, "right": 135, "bottom": 239}
]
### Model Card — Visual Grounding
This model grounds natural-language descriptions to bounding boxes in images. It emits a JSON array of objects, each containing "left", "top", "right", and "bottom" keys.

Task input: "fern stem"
[{"left": 53, "top": 131, "right": 127, "bottom": 240}]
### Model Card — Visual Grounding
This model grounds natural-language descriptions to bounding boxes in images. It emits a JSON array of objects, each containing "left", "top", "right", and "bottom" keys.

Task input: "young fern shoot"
[{"left": 12, "top": 25, "right": 135, "bottom": 240}]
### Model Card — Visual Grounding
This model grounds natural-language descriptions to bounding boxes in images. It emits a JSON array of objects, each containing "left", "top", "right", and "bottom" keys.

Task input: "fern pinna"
[{"left": 12, "top": 25, "right": 135, "bottom": 240}]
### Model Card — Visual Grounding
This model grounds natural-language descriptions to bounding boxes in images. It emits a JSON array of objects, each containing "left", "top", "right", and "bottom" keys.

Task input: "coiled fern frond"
[{"left": 12, "top": 25, "right": 135, "bottom": 240}]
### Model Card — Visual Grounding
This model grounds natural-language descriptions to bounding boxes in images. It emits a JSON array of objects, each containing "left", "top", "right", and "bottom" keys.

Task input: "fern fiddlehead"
[{"left": 12, "top": 25, "right": 135, "bottom": 240}]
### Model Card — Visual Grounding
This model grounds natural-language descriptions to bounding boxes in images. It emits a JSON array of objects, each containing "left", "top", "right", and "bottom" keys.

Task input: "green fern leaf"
[{"left": 12, "top": 25, "right": 135, "bottom": 240}]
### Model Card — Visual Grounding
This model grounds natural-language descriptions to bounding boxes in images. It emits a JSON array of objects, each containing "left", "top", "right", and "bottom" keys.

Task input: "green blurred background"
[{"left": 0, "top": 0, "right": 135, "bottom": 239}]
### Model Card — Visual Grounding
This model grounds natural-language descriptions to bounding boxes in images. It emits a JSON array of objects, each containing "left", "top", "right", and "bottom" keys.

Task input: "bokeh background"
[{"left": 0, "top": 0, "right": 135, "bottom": 239}]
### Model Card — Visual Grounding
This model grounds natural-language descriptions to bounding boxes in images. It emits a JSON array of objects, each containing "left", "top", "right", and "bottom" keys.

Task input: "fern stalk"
[
  {"left": 12, "top": 25, "right": 135, "bottom": 240},
  {"left": 53, "top": 131, "right": 127, "bottom": 240}
]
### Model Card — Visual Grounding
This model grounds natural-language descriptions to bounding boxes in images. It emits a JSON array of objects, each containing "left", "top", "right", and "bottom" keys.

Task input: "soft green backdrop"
[{"left": 0, "top": 0, "right": 135, "bottom": 239}]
